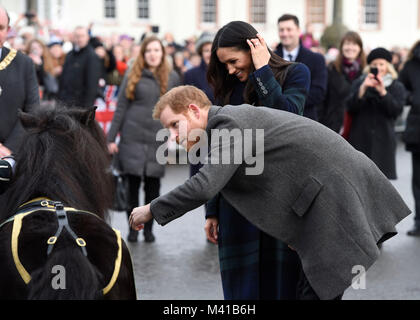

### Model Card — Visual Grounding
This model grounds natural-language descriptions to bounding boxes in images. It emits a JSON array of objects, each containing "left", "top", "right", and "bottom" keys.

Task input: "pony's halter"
[
  {"left": 0, "top": 198, "right": 123, "bottom": 295},
  {"left": 46, "top": 201, "right": 87, "bottom": 257}
]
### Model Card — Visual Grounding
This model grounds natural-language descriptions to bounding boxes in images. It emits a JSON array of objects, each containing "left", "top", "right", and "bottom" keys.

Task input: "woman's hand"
[
  {"left": 359, "top": 73, "right": 377, "bottom": 98},
  {"left": 204, "top": 217, "right": 219, "bottom": 244},
  {"left": 108, "top": 142, "right": 119, "bottom": 155},
  {"left": 359, "top": 73, "right": 387, "bottom": 98},
  {"left": 372, "top": 74, "right": 387, "bottom": 97},
  {"left": 247, "top": 34, "right": 271, "bottom": 71},
  {"left": 29, "top": 53, "right": 42, "bottom": 66}
]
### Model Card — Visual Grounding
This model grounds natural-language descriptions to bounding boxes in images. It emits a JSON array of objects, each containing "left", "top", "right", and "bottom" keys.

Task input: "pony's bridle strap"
[
  {"left": 2, "top": 198, "right": 123, "bottom": 295},
  {"left": 47, "top": 201, "right": 88, "bottom": 257}
]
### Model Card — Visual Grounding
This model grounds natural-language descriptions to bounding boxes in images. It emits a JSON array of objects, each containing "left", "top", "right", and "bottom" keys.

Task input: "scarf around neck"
[{"left": 342, "top": 58, "right": 361, "bottom": 81}]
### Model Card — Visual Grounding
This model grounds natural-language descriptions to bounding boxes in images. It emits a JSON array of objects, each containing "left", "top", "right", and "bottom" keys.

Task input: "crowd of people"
[
  {"left": 1, "top": 6, "right": 420, "bottom": 300},
  {"left": 1, "top": 12, "right": 411, "bottom": 105}
]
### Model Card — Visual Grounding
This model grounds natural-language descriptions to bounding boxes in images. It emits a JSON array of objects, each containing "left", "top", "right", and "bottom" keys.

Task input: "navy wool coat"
[
  {"left": 183, "top": 60, "right": 215, "bottom": 103},
  {"left": 275, "top": 43, "right": 327, "bottom": 121}
]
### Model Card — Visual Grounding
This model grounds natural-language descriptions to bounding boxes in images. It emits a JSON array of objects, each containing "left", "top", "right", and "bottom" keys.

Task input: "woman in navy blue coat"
[{"left": 205, "top": 21, "right": 311, "bottom": 300}]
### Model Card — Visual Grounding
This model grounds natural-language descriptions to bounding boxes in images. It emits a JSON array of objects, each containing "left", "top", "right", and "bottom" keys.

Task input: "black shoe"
[
  {"left": 144, "top": 231, "right": 155, "bottom": 243},
  {"left": 407, "top": 226, "right": 420, "bottom": 237},
  {"left": 128, "top": 229, "right": 139, "bottom": 242}
]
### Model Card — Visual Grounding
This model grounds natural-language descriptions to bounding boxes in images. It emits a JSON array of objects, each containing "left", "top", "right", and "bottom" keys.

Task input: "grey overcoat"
[
  {"left": 150, "top": 104, "right": 411, "bottom": 299},
  {"left": 107, "top": 69, "right": 180, "bottom": 177}
]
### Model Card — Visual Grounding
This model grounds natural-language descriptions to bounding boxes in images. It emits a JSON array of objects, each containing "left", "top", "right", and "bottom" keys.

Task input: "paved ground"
[{"left": 109, "top": 138, "right": 420, "bottom": 300}]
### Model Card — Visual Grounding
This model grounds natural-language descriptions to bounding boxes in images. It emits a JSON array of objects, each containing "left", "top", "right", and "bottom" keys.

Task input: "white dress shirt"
[{"left": 282, "top": 46, "right": 300, "bottom": 62}]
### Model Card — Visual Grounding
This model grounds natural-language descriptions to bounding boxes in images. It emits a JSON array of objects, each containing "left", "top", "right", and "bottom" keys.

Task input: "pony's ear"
[
  {"left": 19, "top": 110, "right": 39, "bottom": 129},
  {"left": 86, "top": 106, "right": 97, "bottom": 125},
  {"left": 71, "top": 106, "right": 97, "bottom": 126}
]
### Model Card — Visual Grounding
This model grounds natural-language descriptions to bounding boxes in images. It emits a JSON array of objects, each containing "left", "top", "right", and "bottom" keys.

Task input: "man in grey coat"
[{"left": 130, "top": 86, "right": 410, "bottom": 300}]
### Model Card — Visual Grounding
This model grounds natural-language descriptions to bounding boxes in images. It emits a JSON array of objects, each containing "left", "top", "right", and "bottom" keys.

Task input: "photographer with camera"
[{"left": 346, "top": 47, "right": 407, "bottom": 180}]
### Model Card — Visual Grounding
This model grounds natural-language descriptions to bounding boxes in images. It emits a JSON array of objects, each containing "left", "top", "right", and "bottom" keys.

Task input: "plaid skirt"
[{"left": 217, "top": 195, "right": 301, "bottom": 300}]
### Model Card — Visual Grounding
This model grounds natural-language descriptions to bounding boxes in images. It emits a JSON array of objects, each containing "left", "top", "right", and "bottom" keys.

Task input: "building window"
[
  {"left": 104, "top": 0, "right": 116, "bottom": 18},
  {"left": 138, "top": 0, "right": 149, "bottom": 19},
  {"left": 250, "top": 0, "right": 266, "bottom": 24},
  {"left": 362, "top": 0, "right": 380, "bottom": 26},
  {"left": 201, "top": 0, "right": 217, "bottom": 23},
  {"left": 307, "top": 0, "right": 326, "bottom": 24}
]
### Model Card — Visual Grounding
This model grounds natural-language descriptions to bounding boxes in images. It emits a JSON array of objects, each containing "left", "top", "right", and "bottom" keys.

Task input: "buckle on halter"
[
  {"left": 47, "top": 236, "right": 57, "bottom": 245},
  {"left": 76, "top": 238, "right": 86, "bottom": 247},
  {"left": 40, "top": 200, "right": 49, "bottom": 207}
]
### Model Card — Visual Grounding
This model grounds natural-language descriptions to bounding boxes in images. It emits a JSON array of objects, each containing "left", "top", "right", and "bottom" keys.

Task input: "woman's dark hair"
[{"left": 207, "top": 20, "right": 292, "bottom": 105}]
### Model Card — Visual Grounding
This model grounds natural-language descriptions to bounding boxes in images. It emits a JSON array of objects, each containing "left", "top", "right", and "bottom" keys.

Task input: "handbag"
[{"left": 110, "top": 155, "right": 129, "bottom": 212}]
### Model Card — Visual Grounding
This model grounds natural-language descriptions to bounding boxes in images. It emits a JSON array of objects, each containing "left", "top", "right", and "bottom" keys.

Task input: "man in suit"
[
  {"left": 58, "top": 26, "right": 100, "bottom": 108},
  {"left": 274, "top": 14, "right": 327, "bottom": 121},
  {"left": 0, "top": 6, "right": 39, "bottom": 157},
  {"left": 130, "top": 85, "right": 410, "bottom": 300}
]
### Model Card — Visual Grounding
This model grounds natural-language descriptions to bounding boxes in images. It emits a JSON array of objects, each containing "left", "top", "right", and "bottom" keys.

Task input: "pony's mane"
[{"left": 2, "top": 105, "right": 113, "bottom": 222}]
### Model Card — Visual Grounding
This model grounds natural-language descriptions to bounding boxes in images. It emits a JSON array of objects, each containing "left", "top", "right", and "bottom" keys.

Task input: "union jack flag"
[{"left": 94, "top": 85, "right": 120, "bottom": 135}]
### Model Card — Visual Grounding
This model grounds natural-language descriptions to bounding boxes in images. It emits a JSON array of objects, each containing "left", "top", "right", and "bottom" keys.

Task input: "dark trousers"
[
  {"left": 412, "top": 153, "right": 420, "bottom": 227},
  {"left": 126, "top": 174, "right": 160, "bottom": 233},
  {"left": 296, "top": 259, "right": 343, "bottom": 300}
]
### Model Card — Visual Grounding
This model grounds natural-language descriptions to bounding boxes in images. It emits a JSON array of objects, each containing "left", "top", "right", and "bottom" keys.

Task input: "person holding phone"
[{"left": 346, "top": 47, "right": 407, "bottom": 180}]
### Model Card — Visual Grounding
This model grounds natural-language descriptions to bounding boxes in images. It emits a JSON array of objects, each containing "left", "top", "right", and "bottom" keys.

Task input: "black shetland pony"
[{"left": 0, "top": 105, "right": 137, "bottom": 299}]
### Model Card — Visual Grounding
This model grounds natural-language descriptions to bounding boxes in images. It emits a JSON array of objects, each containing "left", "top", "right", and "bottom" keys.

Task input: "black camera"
[{"left": 370, "top": 67, "right": 379, "bottom": 80}]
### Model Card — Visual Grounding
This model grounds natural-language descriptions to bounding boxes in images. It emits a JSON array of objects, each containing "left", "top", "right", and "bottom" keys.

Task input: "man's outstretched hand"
[{"left": 129, "top": 204, "right": 153, "bottom": 231}]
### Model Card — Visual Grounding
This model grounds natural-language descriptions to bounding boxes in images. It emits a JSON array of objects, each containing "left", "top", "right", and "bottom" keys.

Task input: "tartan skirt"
[{"left": 217, "top": 195, "right": 301, "bottom": 300}]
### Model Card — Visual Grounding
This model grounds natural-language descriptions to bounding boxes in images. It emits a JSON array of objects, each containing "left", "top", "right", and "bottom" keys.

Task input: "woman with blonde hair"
[
  {"left": 346, "top": 47, "right": 407, "bottom": 180},
  {"left": 107, "top": 36, "right": 181, "bottom": 242}
]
